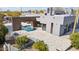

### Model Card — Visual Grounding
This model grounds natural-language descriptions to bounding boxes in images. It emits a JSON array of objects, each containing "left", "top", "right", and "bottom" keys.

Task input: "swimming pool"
[{"left": 22, "top": 25, "right": 35, "bottom": 32}]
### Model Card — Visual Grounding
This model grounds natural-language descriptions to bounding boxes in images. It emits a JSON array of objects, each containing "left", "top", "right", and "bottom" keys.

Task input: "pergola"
[{"left": 12, "top": 16, "right": 39, "bottom": 31}]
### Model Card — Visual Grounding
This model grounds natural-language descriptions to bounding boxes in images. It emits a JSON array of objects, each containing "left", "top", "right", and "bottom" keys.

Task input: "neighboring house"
[
  {"left": 3, "top": 15, "right": 11, "bottom": 23},
  {"left": 3, "top": 15, "right": 9, "bottom": 21},
  {"left": 47, "top": 7, "right": 66, "bottom": 15},
  {"left": 36, "top": 15, "right": 75, "bottom": 36}
]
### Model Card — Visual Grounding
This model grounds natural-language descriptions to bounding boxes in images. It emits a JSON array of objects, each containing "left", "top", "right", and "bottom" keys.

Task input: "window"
[{"left": 42, "top": 24, "right": 46, "bottom": 31}]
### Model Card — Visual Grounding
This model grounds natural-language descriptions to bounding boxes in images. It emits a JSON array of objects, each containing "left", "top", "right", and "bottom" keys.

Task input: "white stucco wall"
[
  {"left": 36, "top": 15, "right": 65, "bottom": 35},
  {"left": 53, "top": 24, "right": 61, "bottom": 36}
]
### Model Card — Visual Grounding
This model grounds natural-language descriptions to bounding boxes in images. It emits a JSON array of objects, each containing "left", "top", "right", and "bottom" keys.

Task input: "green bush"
[
  {"left": 0, "top": 21, "right": 8, "bottom": 44},
  {"left": 0, "top": 25, "right": 8, "bottom": 36},
  {"left": 0, "top": 32, "right": 5, "bottom": 44},
  {"left": 32, "top": 40, "right": 48, "bottom": 51},
  {"left": 16, "top": 35, "right": 29, "bottom": 48},
  {"left": 70, "top": 32, "right": 79, "bottom": 49}
]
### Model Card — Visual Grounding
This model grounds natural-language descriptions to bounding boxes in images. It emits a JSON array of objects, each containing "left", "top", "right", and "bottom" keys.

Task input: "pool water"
[{"left": 22, "top": 25, "right": 35, "bottom": 32}]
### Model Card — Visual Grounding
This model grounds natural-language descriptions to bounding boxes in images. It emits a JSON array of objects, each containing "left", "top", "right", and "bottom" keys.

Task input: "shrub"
[
  {"left": 70, "top": 32, "right": 79, "bottom": 49},
  {"left": 32, "top": 40, "right": 48, "bottom": 51},
  {"left": 0, "top": 25, "right": 8, "bottom": 36},
  {"left": 0, "top": 32, "right": 5, "bottom": 44},
  {"left": 16, "top": 35, "right": 29, "bottom": 48},
  {"left": 6, "top": 11, "right": 21, "bottom": 17},
  {"left": 0, "top": 19, "right": 8, "bottom": 44}
]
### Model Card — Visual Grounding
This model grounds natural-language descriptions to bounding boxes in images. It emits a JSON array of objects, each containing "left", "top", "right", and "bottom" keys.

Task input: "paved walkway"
[{"left": 28, "top": 29, "right": 71, "bottom": 51}]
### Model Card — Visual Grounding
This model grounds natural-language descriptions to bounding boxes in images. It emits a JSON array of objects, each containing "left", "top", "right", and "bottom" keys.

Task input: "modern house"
[
  {"left": 36, "top": 7, "right": 76, "bottom": 36},
  {"left": 37, "top": 15, "right": 75, "bottom": 36}
]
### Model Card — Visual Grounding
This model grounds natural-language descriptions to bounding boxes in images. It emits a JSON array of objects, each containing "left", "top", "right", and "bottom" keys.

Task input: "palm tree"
[{"left": 72, "top": 9, "right": 79, "bottom": 33}]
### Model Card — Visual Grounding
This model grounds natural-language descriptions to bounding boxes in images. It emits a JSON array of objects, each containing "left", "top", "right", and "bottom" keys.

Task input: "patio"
[
  {"left": 4, "top": 27, "right": 71, "bottom": 51},
  {"left": 28, "top": 29, "right": 71, "bottom": 51}
]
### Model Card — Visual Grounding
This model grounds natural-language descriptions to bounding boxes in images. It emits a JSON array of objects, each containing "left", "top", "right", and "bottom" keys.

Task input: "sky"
[
  {"left": 0, "top": 7, "right": 48, "bottom": 11},
  {"left": 0, "top": 7, "right": 76, "bottom": 11}
]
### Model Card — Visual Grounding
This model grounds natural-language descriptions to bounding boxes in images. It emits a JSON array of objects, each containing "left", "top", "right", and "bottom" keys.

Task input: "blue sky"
[{"left": 0, "top": 7, "right": 48, "bottom": 11}]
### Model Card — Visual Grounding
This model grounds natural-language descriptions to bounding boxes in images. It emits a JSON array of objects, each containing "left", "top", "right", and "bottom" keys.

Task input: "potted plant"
[{"left": 32, "top": 40, "right": 48, "bottom": 51}]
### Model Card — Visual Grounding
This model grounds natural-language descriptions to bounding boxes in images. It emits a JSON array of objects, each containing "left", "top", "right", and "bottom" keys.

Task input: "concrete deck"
[{"left": 28, "top": 29, "right": 71, "bottom": 51}]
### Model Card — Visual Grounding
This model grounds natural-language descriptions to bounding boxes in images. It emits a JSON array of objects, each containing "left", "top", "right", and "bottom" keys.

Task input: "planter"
[
  {"left": 10, "top": 39, "right": 34, "bottom": 51},
  {"left": 20, "top": 39, "right": 34, "bottom": 50}
]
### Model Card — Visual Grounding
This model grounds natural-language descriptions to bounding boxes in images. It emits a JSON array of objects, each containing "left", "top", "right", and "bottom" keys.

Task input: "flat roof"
[{"left": 20, "top": 14, "right": 40, "bottom": 17}]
